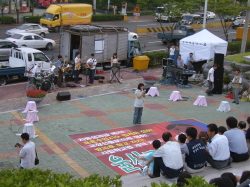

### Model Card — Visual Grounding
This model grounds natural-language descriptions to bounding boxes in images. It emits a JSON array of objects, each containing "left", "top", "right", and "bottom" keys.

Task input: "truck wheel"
[
  {"left": 0, "top": 77, "right": 7, "bottom": 86},
  {"left": 40, "top": 32, "right": 45, "bottom": 38},
  {"left": 46, "top": 43, "right": 53, "bottom": 50},
  {"left": 54, "top": 26, "right": 60, "bottom": 33}
]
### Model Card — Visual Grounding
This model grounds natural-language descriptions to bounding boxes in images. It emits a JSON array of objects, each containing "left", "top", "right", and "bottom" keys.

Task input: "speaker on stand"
[{"left": 212, "top": 53, "right": 224, "bottom": 94}]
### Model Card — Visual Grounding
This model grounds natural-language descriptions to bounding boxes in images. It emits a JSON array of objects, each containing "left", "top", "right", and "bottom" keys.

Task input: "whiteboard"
[{"left": 94, "top": 39, "right": 104, "bottom": 54}]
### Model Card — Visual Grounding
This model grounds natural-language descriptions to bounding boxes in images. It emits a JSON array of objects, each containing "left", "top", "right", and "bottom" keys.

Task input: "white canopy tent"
[{"left": 179, "top": 29, "right": 228, "bottom": 63}]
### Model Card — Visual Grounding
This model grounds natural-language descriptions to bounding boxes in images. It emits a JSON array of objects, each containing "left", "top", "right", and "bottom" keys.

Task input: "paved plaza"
[{"left": 0, "top": 67, "right": 249, "bottom": 186}]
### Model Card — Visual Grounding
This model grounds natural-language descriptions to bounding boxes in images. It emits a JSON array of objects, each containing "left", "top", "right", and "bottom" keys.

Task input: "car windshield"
[
  {"left": 34, "top": 53, "right": 50, "bottom": 62},
  {"left": 156, "top": 7, "right": 164, "bottom": 13},
  {"left": 41, "top": 13, "right": 54, "bottom": 20},
  {"left": 10, "top": 34, "right": 23, "bottom": 39},
  {"left": 16, "top": 25, "right": 28, "bottom": 30},
  {"left": 183, "top": 16, "right": 192, "bottom": 21}
]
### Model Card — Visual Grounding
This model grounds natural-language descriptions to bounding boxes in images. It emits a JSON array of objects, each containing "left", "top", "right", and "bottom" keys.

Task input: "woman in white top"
[
  {"left": 133, "top": 83, "right": 146, "bottom": 124},
  {"left": 110, "top": 53, "right": 120, "bottom": 81}
]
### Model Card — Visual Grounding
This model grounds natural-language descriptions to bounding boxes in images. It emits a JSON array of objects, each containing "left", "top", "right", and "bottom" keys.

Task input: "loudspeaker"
[
  {"left": 212, "top": 68, "right": 224, "bottom": 94},
  {"left": 56, "top": 91, "right": 71, "bottom": 101},
  {"left": 214, "top": 53, "right": 224, "bottom": 68}
]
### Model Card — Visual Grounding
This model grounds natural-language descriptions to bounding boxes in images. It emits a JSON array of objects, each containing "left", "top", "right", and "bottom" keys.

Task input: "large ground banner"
[{"left": 69, "top": 119, "right": 207, "bottom": 175}]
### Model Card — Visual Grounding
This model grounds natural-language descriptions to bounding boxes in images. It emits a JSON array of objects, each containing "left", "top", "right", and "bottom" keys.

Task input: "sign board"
[{"left": 133, "top": 4, "right": 140, "bottom": 16}]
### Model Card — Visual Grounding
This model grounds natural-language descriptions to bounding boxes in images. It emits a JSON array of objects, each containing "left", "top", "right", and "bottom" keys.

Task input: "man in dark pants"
[
  {"left": 206, "top": 64, "right": 218, "bottom": 96},
  {"left": 74, "top": 52, "right": 81, "bottom": 84},
  {"left": 146, "top": 132, "right": 183, "bottom": 179},
  {"left": 55, "top": 55, "right": 64, "bottom": 88},
  {"left": 86, "top": 54, "right": 97, "bottom": 84}
]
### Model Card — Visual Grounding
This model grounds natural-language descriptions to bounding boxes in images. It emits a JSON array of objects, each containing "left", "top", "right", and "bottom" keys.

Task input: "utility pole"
[
  {"left": 202, "top": 0, "right": 208, "bottom": 29},
  {"left": 107, "top": 0, "right": 110, "bottom": 13},
  {"left": 240, "top": 0, "right": 250, "bottom": 53},
  {"left": 93, "top": 0, "right": 96, "bottom": 15}
]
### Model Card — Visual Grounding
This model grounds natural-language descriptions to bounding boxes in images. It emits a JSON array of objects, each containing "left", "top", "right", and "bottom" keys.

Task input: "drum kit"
[{"left": 26, "top": 71, "right": 57, "bottom": 91}]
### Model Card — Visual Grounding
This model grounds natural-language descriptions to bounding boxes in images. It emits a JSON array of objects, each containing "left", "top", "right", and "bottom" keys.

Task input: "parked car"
[
  {"left": 224, "top": 15, "right": 241, "bottom": 22},
  {"left": 5, "top": 23, "right": 49, "bottom": 37},
  {"left": 240, "top": 10, "right": 246, "bottom": 16},
  {"left": 0, "top": 39, "right": 18, "bottom": 61},
  {"left": 206, "top": 11, "right": 216, "bottom": 19},
  {"left": 181, "top": 14, "right": 203, "bottom": 25},
  {"left": 232, "top": 19, "right": 245, "bottom": 29},
  {"left": 6, "top": 33, "right": 56, "bottom": 50}
]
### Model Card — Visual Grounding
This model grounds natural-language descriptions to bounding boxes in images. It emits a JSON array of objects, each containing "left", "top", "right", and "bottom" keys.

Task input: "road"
[{"left": 0, "top": 14, "right": 239, "bottom": 62}]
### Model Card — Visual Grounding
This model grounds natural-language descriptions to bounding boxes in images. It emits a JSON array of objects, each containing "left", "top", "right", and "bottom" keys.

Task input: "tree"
[
  {"left": 209, "top": 0, "right": 246, "bottom": 41},
  {"left": 0, "top": 0, "right": 7, "bottom": 17}
]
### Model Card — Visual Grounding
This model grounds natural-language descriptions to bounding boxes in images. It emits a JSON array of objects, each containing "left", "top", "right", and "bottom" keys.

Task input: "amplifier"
[{"left": 56, "top": 92, "right": 71, "bottom": 101}]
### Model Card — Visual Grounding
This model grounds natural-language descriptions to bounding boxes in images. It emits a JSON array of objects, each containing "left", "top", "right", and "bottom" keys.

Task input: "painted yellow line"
[{"left": 10, "top": 111, "right": 90, "bottom": 178}]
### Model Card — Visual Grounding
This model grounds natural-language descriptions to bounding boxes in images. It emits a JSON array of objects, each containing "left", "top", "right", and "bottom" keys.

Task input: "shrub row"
[
  {"left": 143, "top": 51, "right": 169, "bottom": 66},
  {"left": 227, "top": 40, "right": 250, "bottom": 54},
  {"left": 0, "top": 16, "right": 15, "bottom": 24},
  {"left": 23, "top": 15, "right": 41, "bottom": 23},
  {"left": 92, "top": 14, "right": 123, "bottom": 21}
]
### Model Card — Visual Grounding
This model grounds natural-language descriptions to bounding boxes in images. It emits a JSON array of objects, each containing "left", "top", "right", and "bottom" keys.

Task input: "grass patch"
[{"left": 225, "top": 53, "right": 250, "bottom": 65}]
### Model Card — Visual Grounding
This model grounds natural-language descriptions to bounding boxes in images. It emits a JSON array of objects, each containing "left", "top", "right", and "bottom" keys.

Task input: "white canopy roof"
[{"left": 179, "top": 29, "right": 228, "bottom": 63}]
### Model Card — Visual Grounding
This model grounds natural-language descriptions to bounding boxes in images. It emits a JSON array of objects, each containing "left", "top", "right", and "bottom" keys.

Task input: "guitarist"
[
  {"left": 86, "top": 54, "right": 97, "bottom": 84},
  {"left": 74, "top": 52, "right": 81, "bottom": 84},
  {"left": 55, "top": 55, "right": 64, "bottom": 88}
]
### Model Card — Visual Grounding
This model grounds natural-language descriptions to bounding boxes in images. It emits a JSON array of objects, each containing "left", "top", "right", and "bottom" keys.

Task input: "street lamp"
[{"left": 202, "top": 0, "right": 208, "bottom": 29}]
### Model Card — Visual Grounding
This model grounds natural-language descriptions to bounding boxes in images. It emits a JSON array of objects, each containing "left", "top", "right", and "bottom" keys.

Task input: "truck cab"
[{"left": 128, "top": 38, "right": 142, "bottom": 58}]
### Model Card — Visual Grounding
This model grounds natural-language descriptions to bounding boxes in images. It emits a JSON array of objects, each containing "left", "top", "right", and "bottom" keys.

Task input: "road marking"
[
  {"left": 10, "top": 111, "right": 90, "bottom": 178},
  {"left": 229, "top": 32, "right": 236, "bottom": 34},
  {"left": 144, "top": 49, "right": 166, "bottom": 52},
  {"left": 137, "top": 24, "right": 157, "bottom": 26},
  {"left": 148, "top": 41, "right": 162, "bottom": 44}
]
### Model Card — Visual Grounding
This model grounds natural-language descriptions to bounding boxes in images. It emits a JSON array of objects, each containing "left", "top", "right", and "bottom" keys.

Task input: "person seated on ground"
[
  {"left": 177, "top": 54, "right": 184, "bottom": 68},
  {"left": 185, "top": 53, "right": 196, "bottom": 68},
  {"left": 177, "top": 172, "right": 192, "bottom": 186},
  {"left": 221, "top": 172, "right": 237, "bottom": 187},
  {"left": 146, "top": 132, "right": 183, "bottom": 179},
  {"left": 235, "top": 170, "right": 250, "bottom": 185},
  {"left": 181, "top": 127, "right": 206, "bottom": 173},
  {"left": 178, "top": 133, "right": 187, "bottom": 149},
  {"left": 209, "top": 177, "right": 235, "bottom": 187},
  {"left": 224, "top": 116, "right": 249, "bottom": 162},
  {"left": 198, "top": 131, "right": 209, "bottom": 147},
  {"left": 246, "top": 117, "right": 250, "bottom": 154},
  {"left": 187, "top": 61, "right": 194, "bottom": 70},
  {"left": 135, "top": 139, "right": 161, "bottom": 174},
  {"left": 218, "top": 126, "right": 227, "bottom": 135},
  {"left": 238, "top": 121, "right": 247, "bottom": 134},
  {"left": 206, "top": 123, "right": 231, "bottom": 169}
]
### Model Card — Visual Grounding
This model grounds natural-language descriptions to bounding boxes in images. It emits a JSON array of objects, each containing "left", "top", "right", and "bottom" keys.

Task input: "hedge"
[
  {"left": 23, "top": 15, "right": 41, "bottom": 23},
  {"left": 143, "top": 51, "right": 169, "bottom": 66},
  {"left": 0, "top": 16, "right": 15, "bottom": 24},
  {"left": 92, "top": 14, "right": 123, "bottom": 21},
  {"left": 227, "top": 40, "right": 250, "bottom": 54}
]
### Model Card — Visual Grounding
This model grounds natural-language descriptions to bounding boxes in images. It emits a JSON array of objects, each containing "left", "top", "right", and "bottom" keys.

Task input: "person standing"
[
  {"left": 87, "top": 54, "right": 97, "bottom": 84},
  {"left": 169, "top": 45, "right": 175, "bottom": 59},
  {"left": 55, "top": 55, "right": 64, "bottom": 88},
  {"left": 110, "top": 53, "right": 119, "bottom": 81},
  {"left": 232, "top": 70, "right": 242, "bottom": 104},
  {"left": 224, "top": 116, "right": 249, "bottom": 162},
  {"left": 133, "top": 83, "right": 146, "bottom": 124},
  {"left": 74, "top": 52, "right": 81, "bottom": 84},
  {"left": 176, "top": 54, "right": 184, "bottom": 68},
  {"left": 181, "top": 127, "right": 206, "bottom": 174},
  {"left": 16, "top": 133, "right": 35, "bottom": 169},
  {"left": 206, "top": 64, "right": 218, "bottom": 96},
  {"left": 146, "top": 132, "right": 183, "bottom": 179},
  {"left": 174, "top": 46, "right": 180, "bottom": 64}
]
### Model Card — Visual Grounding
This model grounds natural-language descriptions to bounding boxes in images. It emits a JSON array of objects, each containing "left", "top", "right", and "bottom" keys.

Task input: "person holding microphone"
[{"left": 133, "top": 83, "right": 146, "bottom": 124}]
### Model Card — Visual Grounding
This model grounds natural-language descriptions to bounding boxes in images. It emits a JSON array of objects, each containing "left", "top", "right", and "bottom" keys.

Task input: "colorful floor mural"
[{"left": 69, "top": 119, "right": 207, "bottom": 175}]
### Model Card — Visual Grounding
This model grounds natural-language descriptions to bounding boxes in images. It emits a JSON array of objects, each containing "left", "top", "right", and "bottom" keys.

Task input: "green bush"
[
  {"left": 227, "top": 40, "right": 250, "bottom": 55},
  {"left": 0, "top": 169, "right": 123, "bottom": 187},
  {"left": 0, "top": 16, "right": 15, "bottom": 24},
  {"left": 150, "top": 176, "right": 215, "bottom": 187},
  {"left": 143, "top": 51, "right": 169, "bottom": 66},
  {"left": 92, "top": 14, "right": 123, "bottom": 21},
  {"left": 23, "top": 15, "right": 42, "bottom": 23}
]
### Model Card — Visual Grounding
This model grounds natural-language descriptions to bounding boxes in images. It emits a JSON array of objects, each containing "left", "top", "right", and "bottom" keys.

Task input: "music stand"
[
  {"left": 81, "top": 67, "right": 89, "bottom": 87},
  {"left": 109, "top": 65, "right": 121, "bottom": 84}
]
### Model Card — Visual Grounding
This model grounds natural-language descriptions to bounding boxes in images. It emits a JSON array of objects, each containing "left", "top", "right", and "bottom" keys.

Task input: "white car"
[
  {"left": 6, "top": 33, "right": 56, "bottom": 50},
  {"left": 128, "top": 32, "right": 138, "bottom": 39},
  {"left": 206, "top": 11, "right": 216, "bottom": 19},
  {"left": 5, "top": 23, "right": 49, "bottom": 37}
]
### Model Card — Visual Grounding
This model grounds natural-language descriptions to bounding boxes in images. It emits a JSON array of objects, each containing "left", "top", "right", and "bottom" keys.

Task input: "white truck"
[{"left": 0, "top": 47, "right": 52, "bottom": 85}]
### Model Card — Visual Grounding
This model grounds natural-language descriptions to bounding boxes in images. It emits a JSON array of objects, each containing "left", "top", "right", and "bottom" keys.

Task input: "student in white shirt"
[
  {"left": 206, "top": 123, "right": 231, "bottom": 169},
  {"left": 86, "top": 53, "right": 97, "bottom": 84},
  {"left": 74, "top": 52, "right": 81, "bottom": 84},
  {"left": 206, "top": 64, "right": 218, "bottom": 96},
  {"left": 169, "top": 45, "right": 175, "bottom": 59},
  {"left": 232, "top": 70, "right": 242, "bottom": 104}
]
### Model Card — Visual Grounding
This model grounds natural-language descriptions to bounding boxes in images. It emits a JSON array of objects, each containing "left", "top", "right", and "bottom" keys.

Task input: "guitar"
[
  {"left": 76, "top": 56, "right": 88, "bottom": 70},
  {"left": 86, "top": 58, "right": 96, "bottom": 69},
  {"left": 60, "top": 59, "right": 67, "bottom": 72}
]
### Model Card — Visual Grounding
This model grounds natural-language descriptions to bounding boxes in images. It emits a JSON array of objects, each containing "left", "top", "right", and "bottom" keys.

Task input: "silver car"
[
  {"left": 0, "top": 39, "right": 18, "bottom": 61},
  {"left": 5, "top": 23, "right": 49, "bottom": 38}
]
